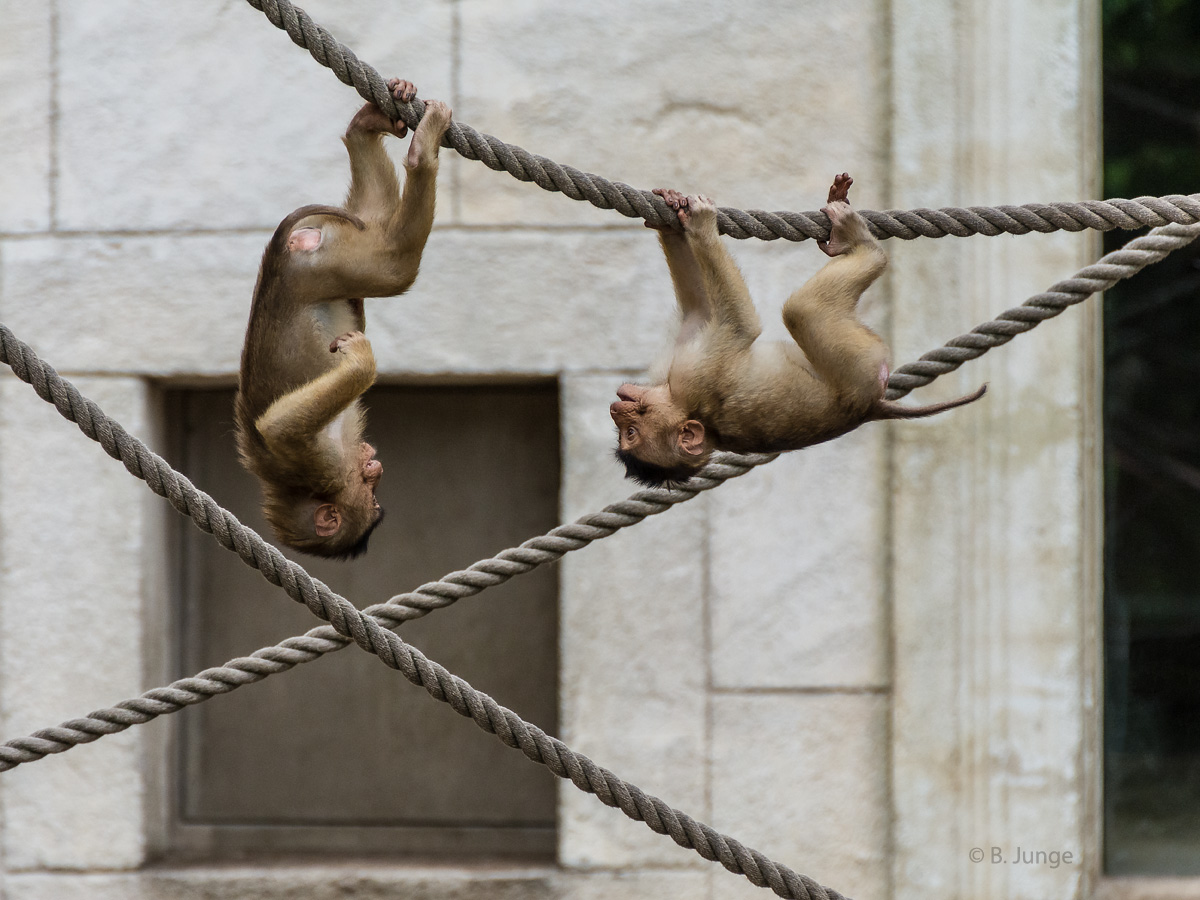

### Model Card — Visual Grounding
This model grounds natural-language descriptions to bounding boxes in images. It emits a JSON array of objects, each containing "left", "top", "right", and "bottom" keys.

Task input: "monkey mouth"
[{"left": 616, "top": 384, "right": 639, "bottom": 402}]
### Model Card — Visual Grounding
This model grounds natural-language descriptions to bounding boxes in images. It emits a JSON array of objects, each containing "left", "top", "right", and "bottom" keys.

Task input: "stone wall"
[{"left": 0, "top": 2, "right": 1101, "bottom": 898}]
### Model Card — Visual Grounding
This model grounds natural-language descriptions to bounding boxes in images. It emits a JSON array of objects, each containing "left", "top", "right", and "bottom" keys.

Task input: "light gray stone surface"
[
  {"left": 558, "top": 375, "right": 709, "bottom": 870},
  {"left": 889, "top": 3, "right": 1100, "bottom": 899},
  {"left": 457, "top": 0, "right": 888, "bottom": 227},
  {"left": 55, "top": 0, "right": 454, "bottom": 232},
  {"left": 4, "top": 866, "right": 710, "bottom": 900},
  {"left": 0, "top": 3, "right": 51, "bottom": 233},
  {"left": 0, "top": 377, "right": 154, "bottom": 870},
  {"left": 709, "top": 428, "right": 888, "bottom": 689},
  {"left": 0, "top": 228, "right": 675, "bottom": 376},
  {"left": 711, "top": 693, "right": 889, "bottom": 900}
]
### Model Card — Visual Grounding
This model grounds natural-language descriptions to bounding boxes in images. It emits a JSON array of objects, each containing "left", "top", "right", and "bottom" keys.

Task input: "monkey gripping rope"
[
  {"left": 2, "top": 218, "right": 1198, "bottom": 899},
  {"left": 241, "top": 0, "right": 1200, "bottom": 242}
]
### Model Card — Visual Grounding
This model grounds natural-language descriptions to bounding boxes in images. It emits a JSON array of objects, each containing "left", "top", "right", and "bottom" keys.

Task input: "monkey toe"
[{"left": 827, "top": 173, "right": 853, "bottom": 204}]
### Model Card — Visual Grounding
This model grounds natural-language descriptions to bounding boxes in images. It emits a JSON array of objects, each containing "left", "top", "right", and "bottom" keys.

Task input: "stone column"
[{"left": 889, "top": 2, "right": 1101, "bottom": 898}]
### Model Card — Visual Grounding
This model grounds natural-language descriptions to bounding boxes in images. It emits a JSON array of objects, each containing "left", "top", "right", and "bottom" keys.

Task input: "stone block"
[
  {"left": 0, "top": 3, "right": 51, "bottom": 232},
  {"left": 0, "top": 234, "right": 259, "bottom": 375},
  {"left": 711, "top": 693, "right": 889, "bottom": 900},
  {"left": 557, "top": 375, "right": 708, "bottom": 869},
  {"left": 709, "top": 426, "right": 888, "bottom": 689},
  {"left": 5, "top": 867, "right": 557, "bottom": 900},
  {"left": 457, "top": 0, "right": 887, "bottom": 228},
  {"left": 555, "top": 869, "right": 709, "bottom": 900},
  {"left": 0, "top": 377, "right": 156, "bottom": 869},
  {"left": 56, "top": 0, "right": 453, "bottom": 231},
  {"left": 0, "top": 228, "right": 679, "bottom": 377}
]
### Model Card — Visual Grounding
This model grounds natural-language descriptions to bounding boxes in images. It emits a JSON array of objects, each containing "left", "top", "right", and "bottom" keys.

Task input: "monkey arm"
[
  {"left": 684, "top": 227, "right": 762, "bottom": 344},
  {"left": 658, "top": 231, "right": 713, "bottom": 344},
  {"left": 255, "top": 348, "right": 377, "bottom": 452},
  {"left": 387, "top": 154, "right": 440, "bottom": 258},
  {"left": 344, "top": 129, "right": 404, "bottom": 225}
]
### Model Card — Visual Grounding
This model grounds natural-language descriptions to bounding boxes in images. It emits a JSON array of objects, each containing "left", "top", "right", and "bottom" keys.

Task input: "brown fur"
[
  {"left": 234, "top": 81, "right": 452, "bottom": 557},
  {"left": 611, "top": 178, "right": 984, "bottom": 486}
]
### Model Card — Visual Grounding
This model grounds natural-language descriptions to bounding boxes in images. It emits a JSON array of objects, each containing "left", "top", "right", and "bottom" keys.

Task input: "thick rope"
[
  {"left": 884, "top": 221, "right": 1200, "bottom": 398},
  {"left": 3, "top": 217, "right": 1197, "bottom": 775},
  {"left": 241, "top": 0, "right": 1200, "bottom": 242}
]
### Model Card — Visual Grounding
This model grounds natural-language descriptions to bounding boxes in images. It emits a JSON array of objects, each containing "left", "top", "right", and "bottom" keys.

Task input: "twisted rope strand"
[
  {"left": 0, "top": 330, "right": 842, "bottom": 900},
  {"left": 3, "top": 217, "right": 1196, "bottom": 772},
  {"left": 243, "top": 0, "right": 1200, "bottom": 243},
  {"left": 884, "top": 221, "right": 1200, "bottom": 398}
]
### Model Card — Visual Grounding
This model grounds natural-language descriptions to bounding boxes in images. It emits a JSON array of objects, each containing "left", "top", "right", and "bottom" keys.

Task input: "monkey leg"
[
  {"left": 307, "top": 100, "right": 452, "bottom": 299},
  {"left": 782, "top": 244, "right": 889, "bottom": 408}
]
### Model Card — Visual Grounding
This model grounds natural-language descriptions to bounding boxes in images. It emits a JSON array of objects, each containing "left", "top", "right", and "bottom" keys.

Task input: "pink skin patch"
[
  {"left": 287, "top": 227, "right": 323, "bottom": 252},
  {"left": 879, "top": 362, "right": 890, "bottom": 392}
]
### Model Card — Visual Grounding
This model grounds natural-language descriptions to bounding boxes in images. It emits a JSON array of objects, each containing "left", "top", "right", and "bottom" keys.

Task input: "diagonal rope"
[
  {"left": 242, "top": 0, "right": 1200, "bottom": 243},
  {"left": 0, "top": 330, "right": 841, "bottom": 900},
  {"left": 3, "top": 218, "right": 1198, "bottom": 777},
  {"left": 884, "top": 221, "right": 1200, "bottom": 398}
]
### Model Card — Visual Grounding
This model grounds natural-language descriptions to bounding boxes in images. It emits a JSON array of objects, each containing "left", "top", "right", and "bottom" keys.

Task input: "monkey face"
[
  {"left": 610, "top": 383, "right": 711, "bottom": 487},
  {"left": 610, "top": 383, "right": 662, "bottom": 456}
]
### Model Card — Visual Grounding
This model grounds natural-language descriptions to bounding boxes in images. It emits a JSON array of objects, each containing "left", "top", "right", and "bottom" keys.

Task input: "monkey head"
[
  {"left": 610, "top": 383, "right": 712, "bottom": 487},
  {"left": 262, "top": 443, "right": 385, "bottom": 560}
]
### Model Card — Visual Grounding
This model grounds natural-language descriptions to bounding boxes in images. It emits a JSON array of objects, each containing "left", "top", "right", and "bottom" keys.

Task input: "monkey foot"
[
  {"left": 651, "top": 188, "right": 689, "bottom": 229},
  {"left": 827, "top": 172, "right": 853, "bottom": 204},
  {"left": 817, "top": 201, "right": 858, "bottom": 257},
  {"left": 408, "top": 98, "right": 453, "bottom": 167}
]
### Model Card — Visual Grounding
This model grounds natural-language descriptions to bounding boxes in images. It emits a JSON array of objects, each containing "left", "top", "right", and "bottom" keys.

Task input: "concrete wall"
[{"left": 0, "top": 1, "right": 1105, "bottom": 899}]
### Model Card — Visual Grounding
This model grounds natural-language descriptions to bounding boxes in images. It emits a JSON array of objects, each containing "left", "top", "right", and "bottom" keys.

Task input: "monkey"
[
  {"left": 234, "top": 78, "right": 452, "bottom": 558},
  {"left": 611, "top": 174, "right": 986, "bottom": 486}
]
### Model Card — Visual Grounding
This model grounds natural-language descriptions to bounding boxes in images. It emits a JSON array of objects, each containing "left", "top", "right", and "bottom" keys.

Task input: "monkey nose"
[{"left": 364, "top": 459, "right": 383, "bottom": 483}]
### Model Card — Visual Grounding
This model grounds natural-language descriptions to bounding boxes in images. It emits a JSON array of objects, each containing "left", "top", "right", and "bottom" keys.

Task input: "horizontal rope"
[{"left": 244, "top": 0, "right": 1200, "bottom": 243}]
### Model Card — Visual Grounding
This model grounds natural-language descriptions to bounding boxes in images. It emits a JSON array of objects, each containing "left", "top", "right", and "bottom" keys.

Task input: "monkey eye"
[{"left": 626, "top": 426, "right": 636, "bottom": 439}]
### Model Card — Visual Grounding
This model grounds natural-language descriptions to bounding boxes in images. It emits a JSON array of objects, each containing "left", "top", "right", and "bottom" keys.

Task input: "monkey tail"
[
  {"left": 268, "top": 204, "right": 366, "bottom": 254},
  {"left": 872, "top": 383, "right": 987, "bottom": 420}
]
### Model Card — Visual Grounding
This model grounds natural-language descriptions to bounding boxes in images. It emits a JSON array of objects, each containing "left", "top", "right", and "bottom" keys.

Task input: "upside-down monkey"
[
  {"left": 235, "top": 79, "right": 452, "bottom": 558},
  {"left": 611, "top": 175, "right": 985, "bottom": 486}
]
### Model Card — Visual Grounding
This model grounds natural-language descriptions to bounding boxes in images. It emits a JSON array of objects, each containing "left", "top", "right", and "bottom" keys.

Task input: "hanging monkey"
[
  {"left": 611, "top": 174, "right": 986, "bottom": 486},
  {"left": 235, "top": 79, "right": 452, "bottom": 558}
]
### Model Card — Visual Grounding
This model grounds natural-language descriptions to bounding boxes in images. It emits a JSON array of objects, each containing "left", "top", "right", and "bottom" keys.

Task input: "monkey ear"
[
  {"left": 314, "top": 503, "right": 342, "bottom": 537},
  {"left": 678, "top": 420, "right": 707, "bottom": 456}
]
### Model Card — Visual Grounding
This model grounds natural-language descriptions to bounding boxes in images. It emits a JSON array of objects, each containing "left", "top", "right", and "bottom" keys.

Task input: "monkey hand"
[
  {"left": 329, "top": 331, "right": 372, "bottom": 357},
  {"left": 408, "top": 99, "right": 453, "bottom": 169},
  {"left": 346, "top": 79, "right": 418, "bottom": 140},
  {"left": 648, "top": 188, "right": 689, "bottom": 230}
]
